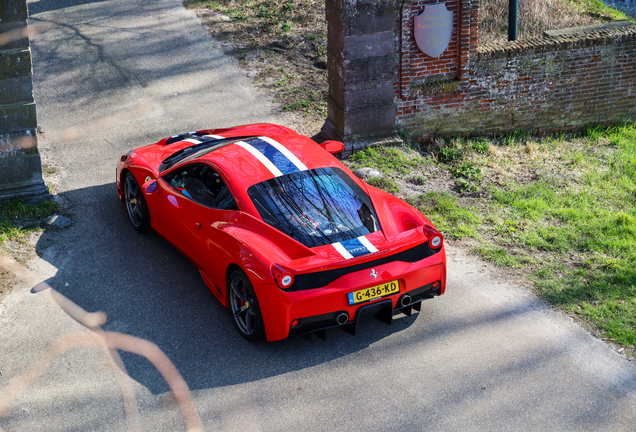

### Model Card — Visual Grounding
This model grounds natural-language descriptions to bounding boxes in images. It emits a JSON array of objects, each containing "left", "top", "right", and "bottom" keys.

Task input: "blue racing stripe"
[
  {"left": 340, "top": 237, "right": 372, "bottom": 258},
  {"left": 243, "top": 137, "right": 300, "bottom": 175}
]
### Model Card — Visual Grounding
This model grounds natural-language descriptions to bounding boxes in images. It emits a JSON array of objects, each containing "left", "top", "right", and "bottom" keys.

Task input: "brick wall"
[{"left": 395, "top": 0, "right": 636, "bottom": 139}]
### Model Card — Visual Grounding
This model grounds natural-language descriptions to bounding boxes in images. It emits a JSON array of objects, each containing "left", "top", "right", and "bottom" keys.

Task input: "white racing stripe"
[
  {"left": 258, "top": 136, "right": 308, "bottom": 171},
  {"left": 236, "top": 141, "right": 283, "bottom": 177},
  {"left": 332, "top": 242, "right": 354, "bottom": 260},
  {"left": 204, "top": 134, "right": 224, "bottom": 139},
  {"left": 183, "top": 138, "right": 202, "bottom": 144},
  {"left": 357, "top": 235, "right": 379, "bottom": 253}
]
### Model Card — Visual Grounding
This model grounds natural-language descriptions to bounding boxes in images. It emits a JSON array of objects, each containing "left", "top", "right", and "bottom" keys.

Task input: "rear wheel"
[
  {"left": 123, "top": 172, "right": 151, "bottom": 232},
  {"left": 229, "top": 270, "right": 265, "bottom": 341}
]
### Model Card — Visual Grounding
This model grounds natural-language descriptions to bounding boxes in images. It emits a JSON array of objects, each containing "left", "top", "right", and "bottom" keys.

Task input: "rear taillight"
[
  {"left": 272, "top": 264, "right": 295, "bottom": 289},
  {"left": 424, "top": 225, "right": 443, "bottom": 249}
]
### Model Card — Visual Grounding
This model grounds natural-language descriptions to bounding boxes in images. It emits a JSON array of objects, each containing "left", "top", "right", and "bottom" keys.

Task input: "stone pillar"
[
  {"left": 0, "top": 0, "right": 48, "bottom": 203},
  {"left": 322, "top": 0, "right": 402, "bottom": 156}
]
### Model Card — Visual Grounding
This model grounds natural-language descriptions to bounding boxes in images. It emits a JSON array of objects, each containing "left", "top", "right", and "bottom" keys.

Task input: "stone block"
[
  {"left": 544, "top": 22, "right": 633, "bottom": 38},
  {"left": 0, "top": 76, "right": 34, "bottom": 105},
  {"left": 344, "top": 6, "right": 395, "bottom": 36},
  {"left": 0, "top": 49, "right": 32, "bottom": 81},
  {"left": 330, "top": 80, "right": 395, "bottom": 111},
  {"left": 0, "top": 129, "right": 36, "bottom": 153},
  {"left": 328, "top": 0, "right": 396, "bottom": 11},
  {"left": 329, "top": 29, "right": 394, "bottom": 61},
  {"left": 0, "top": 0, "right": 28, "bottom": 24},
  {"left": 321, "top": 118, "right": 401, "bottom": 157},
  {"left": 0, "top": 150, "right": 48, "bottom": 203},
  {"left": 328, "top": 95, "right": 395, "bottom": 135},
  {"left": 342, "top": 31, "right": 394, "bottom": 61},
  {"left": 0, "top": 22, "right": 30, "bottom": 50},
  {"left": 0, "top": 103, "right": 37, "bottom": 132},
  {"left": 326, "top": 1, "right": 344, "bottom": 42},
  {"left": 328, "top": 50, "right": 394, "bottom": 87}
]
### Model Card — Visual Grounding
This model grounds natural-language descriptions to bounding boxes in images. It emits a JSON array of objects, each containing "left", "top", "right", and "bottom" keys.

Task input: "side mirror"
[
  {"left": 142, "top": 179, "right": 158, "bottom": 194},
  {"left": 320, "top": 140, "right": 345, "bottom": 155}
]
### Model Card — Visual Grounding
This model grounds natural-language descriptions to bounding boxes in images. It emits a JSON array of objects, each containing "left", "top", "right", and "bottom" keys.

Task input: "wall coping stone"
[
  {"left": 476, "top": 26, "right": 636, "bottom": 59},
  {"left": 544, "top": 21, "right": 633, "bottom": 37}
]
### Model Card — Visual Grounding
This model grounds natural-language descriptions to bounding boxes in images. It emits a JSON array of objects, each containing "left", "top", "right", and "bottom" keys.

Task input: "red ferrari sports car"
[{"left": 116, "top": 123, "right": 446, "bottom": 341}]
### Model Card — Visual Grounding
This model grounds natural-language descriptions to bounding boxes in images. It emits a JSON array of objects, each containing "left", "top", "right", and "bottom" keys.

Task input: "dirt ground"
[{"left": 185, "top": 0, "right": 328, "bottom": 138}]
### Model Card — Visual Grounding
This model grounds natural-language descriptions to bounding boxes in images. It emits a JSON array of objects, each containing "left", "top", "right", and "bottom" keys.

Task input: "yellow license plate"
[{"left": 348, "top": 280, "right": 400, "bottom": 305}]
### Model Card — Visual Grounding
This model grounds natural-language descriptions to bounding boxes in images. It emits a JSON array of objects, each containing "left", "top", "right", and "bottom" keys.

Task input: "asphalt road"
[{"left": 1, "top": 0, "right": 636, "bottom": 430}]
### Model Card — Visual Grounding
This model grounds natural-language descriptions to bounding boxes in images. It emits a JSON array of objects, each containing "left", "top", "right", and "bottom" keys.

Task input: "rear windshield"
[{"left": 247, "top": 167, "right": 379, "bottom": 248}]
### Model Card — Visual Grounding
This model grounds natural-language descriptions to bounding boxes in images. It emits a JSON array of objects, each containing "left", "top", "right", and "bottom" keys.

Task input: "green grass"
[
  {"left": 474, "top": 124, "right": 636, "bottom": 346},
  {"left": 0, "top": 199, "right": 59, "bottom": 247},
  {"left": 367, "top": 177, "right": 399, "bottom": 195},
  {"left": 348, "top": 123, "right": 636, "bottom": 349},
  {"left": 409, "top": 192, "right": 481, "bottom": 239},
  {"left": 568, "top": 0, "right": 634, "bottom": 23},
  {"left": 347, "top": 146, "right": 429, "bottom": 175}
]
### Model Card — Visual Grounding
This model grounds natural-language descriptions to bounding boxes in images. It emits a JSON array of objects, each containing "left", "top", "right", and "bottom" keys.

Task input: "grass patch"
[
  {"left": 347, "top": 146, "right": 429, "bottom": 175},
  {"left": 409, "top": 192, "right": 481, "bottom": 239},
  {"left": 367, "top": 177, "right": 399, "bottom": 195},
  {"left": 453, "top": 124, "right": 636, "bottom": 349},
  {"left": 0, "top": 199, "right": 59, "bottom": 247},
  {"left": 348, "top": 124, "right": 636, "bottom": 351},
  {"left": 474, "top": 245, "right": 523, "bottom": 267},
  {"left": 480, "top": 0, "right": 633, "bottom": 44}
]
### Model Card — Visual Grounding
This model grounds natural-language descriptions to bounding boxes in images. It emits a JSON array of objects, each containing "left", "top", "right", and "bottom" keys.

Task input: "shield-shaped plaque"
[{"left": 414, "top": 3, "right": 454, "bottom": 58}]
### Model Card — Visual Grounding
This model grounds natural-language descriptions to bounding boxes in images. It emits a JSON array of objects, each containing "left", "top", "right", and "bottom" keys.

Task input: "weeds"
[
  {"left": 409, "top": 192, "right": 480, "bottom": 239},
  {"left": 346, "top": 123, "right": 636, "bottom": 351},
  {"left": 480, "top": 0, "right": 632, "bottom": 45},
  {"left": 0, "top": 199, "right": 59, "bottom": 247},
  {"left": 347, "top": 146, "right": 428, "bottom": 175},
  {"left": 451, "top": 124, "right": 636, "bottom": 348},
  {"left": 437, "top": 147, "right": 463, "bottom": 164},
  {"left": 367, "top": 177, "right": 399, "bottom": 195}
]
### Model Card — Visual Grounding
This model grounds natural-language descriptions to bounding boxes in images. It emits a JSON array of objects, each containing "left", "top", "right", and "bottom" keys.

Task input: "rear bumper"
[
  {"left": 257, "top": 246, "right": 446, "bottom": 341},
  {"left": 287, "top": 282, "right": 441, "bottom": 340}
]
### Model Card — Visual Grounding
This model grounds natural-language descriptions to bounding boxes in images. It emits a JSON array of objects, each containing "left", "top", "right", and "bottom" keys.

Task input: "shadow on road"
[
  {"left": 34, "top": 183, "right": 421, "bottom": 394},
  {"left": 19, "top": 182, "right": 636, "bottom": 432}
]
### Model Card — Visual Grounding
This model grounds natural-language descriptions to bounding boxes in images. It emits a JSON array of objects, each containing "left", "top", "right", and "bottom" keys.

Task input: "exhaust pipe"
[
  {"left": 399, "top": 294, "right": 412, "bottom": 308},
  {"left": 336, "top": 312, "right": 349, "bottom": 325}
]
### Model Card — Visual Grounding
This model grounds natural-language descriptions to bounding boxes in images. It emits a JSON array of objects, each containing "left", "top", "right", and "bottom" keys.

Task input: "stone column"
[
  {"left": 0, "top": 0, "right": 48, "bottom": 203},
  {"left": 322, "top": 0, "right": 402, "bottom": 156}
]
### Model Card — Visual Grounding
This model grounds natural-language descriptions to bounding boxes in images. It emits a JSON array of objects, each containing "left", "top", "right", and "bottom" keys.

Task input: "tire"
[
  {"left": 123, "top": 172, "right": 151, "bottom": 232},
  {"left": 228, "top": 270, "right": 265, "bottom": 341}
]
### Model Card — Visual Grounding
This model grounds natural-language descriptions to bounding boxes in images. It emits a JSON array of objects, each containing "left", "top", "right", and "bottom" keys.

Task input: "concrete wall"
[{"left": 0, "top": 0, "right": 48, "bottom": 202}]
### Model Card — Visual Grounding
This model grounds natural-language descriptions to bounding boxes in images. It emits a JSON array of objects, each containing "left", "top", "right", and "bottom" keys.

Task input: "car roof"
[{"left": 190, "top": 133, "right": 345, "bottom": 191}]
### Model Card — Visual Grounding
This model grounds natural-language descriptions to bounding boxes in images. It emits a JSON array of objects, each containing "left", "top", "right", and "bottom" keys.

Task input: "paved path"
[{"left": 1, "top": 0, "right": 635, "bottom": 430}]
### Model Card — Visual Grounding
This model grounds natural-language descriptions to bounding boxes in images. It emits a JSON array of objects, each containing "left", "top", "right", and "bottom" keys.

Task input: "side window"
[{"left": 162, "top": 163, "right": 239, "bottom": 210}]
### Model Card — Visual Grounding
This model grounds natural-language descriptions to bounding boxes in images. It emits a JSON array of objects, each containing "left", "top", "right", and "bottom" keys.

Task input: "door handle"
[{"left": 195, "top": 222, "right": 201, "bottom": 230}]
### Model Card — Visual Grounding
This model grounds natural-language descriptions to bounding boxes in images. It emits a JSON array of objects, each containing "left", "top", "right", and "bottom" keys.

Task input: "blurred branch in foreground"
[{"left": 0, "top": 255, "right": 203, "bottom": 432}]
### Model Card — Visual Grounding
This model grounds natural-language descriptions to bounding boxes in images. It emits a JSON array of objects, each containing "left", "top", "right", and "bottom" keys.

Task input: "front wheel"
[
  {"left": 123, "top": 172, "right": 151, "bottom": 232},
  {"left": 228, "top": 270, "right": 265, "bottom": 341}
]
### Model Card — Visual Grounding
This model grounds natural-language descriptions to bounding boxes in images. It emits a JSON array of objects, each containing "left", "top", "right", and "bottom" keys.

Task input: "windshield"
[
  {"left": 158, "top": 136, "right": 250, "bottom": 172},
  {"left": 247, "top": 167, "right": 379, "bottom": 248}
]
